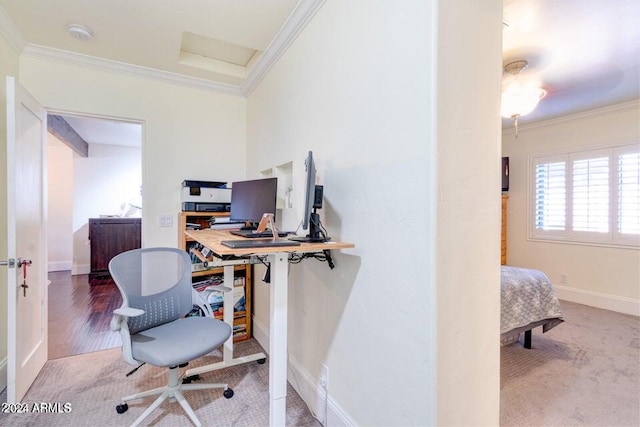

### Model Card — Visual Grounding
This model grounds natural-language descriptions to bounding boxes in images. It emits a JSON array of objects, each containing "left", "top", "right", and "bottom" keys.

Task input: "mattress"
[{"left": 501, "top": 266, "right": 564, "bottom": 344}]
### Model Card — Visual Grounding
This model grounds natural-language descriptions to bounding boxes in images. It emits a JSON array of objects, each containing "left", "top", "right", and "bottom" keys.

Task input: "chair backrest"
[{"left": 109, "top": 247, "right": 194, "bottom": 335}]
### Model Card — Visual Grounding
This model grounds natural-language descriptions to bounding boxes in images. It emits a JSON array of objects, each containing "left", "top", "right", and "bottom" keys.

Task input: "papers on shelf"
[
  {"left": 212, "top": 217, "right": 233, "bottom": 223},
  {"left": 210, "top": 222, "right": 244, "bottom": 230}
]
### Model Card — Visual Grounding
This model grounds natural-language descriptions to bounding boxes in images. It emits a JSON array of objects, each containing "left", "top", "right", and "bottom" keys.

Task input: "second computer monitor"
[
  {"left": 302, "top": 151, "right": 317, "bottom": 230},
  {"left": 293, "top": 150, "right": 326, "bottom": 242},
  {"left": 229, "top": 177, "right": 278, "bottom": 226}
]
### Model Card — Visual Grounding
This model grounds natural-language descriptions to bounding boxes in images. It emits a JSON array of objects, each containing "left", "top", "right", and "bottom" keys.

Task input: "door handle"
[
  {"left": 17, "top": 258, "right": 32, "bottom": 268},
  {"left": 18, "top": 259, "right": 32, "bottom": 297}
]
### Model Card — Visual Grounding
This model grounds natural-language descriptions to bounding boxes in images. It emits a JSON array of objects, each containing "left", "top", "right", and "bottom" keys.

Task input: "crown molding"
[
  {"left": 241, "top": 0, "right": 326, "bottom": 96},
  {"left": 502, "top": 100, "right": 640, "bottom": 134},
  {"left": 0, "top": 5, "right": 27, "bottom": 53},
  {"left": 9, "top": 0, "right": 325, "bottom": 97},
  {"left": 21, "top": 44, "right": 243, "bottom": 95}
]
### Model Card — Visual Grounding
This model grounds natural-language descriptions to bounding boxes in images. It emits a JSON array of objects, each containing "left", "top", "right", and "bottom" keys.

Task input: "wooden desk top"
[{"left": 184, "top": 229, "right": 354, "bottom": 257}]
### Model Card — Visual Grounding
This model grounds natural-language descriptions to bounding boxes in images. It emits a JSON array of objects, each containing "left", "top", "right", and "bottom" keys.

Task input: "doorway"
[{"left": 46, "top": 113, "right": 143, "bottom": 359}]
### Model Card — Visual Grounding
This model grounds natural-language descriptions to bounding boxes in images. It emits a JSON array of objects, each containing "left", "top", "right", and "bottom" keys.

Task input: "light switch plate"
[{"left": 159, "top": 214, "right": 173, "bottom": 227}]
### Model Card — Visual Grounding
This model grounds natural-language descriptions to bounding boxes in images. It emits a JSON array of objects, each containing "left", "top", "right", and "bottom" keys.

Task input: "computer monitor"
[
  {"left": 229, "top": 177, "right": 278, "bottom": 227},
  {"left": 291, "top": 151, "right": 327, "bottom": 242},
  {"left": 302, "top": 151, "right": 316, "bottom": 230}
]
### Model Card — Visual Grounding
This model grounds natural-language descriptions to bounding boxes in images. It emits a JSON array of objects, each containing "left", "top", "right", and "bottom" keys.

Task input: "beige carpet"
[
  {"left": 1, "top": 338, "right": 321, "bottom": 426},
  {"left": 501, "top": 300, "right": 640, "bottom": 426}
]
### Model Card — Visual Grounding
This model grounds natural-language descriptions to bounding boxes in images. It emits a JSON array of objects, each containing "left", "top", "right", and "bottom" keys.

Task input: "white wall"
[
  {"left": 503, "top": 102, "right": 640, "bottom": 315},
  {"left": 435, "top": 2, "right": 503, "bottom": 424},
  {"left": 71, "top": 143, "right": 141, "bottom": 274},
  {"left": 247, "top": 1, "right": 501, "bottom": 425},
  {"left": 46, "top": 133, "right": 143, "bottom": 274},
  {"left": 19, "top": 56, "right": 247, "bottom": 249},
  {"left": 46, "top": 134, "right": 73, "bottom": 272},
  {"left": 7, "top": 4, "right": 505, "bottom": 423}
]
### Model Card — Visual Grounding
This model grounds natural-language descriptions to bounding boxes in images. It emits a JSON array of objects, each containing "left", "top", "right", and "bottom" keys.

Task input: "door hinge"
[{"left": 0, "top": 258, "right": 16, "bottom": 267}]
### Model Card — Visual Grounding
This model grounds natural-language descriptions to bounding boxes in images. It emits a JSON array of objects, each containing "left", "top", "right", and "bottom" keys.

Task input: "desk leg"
[
  {"left": 185, "top": 264, "right": 266, "bottom": 378},
  {"left": 269, "top": 253, "right": 288, "bottom": 427},
  {"left": 223, "top": 264, "right": 234, "bottom": 363}
]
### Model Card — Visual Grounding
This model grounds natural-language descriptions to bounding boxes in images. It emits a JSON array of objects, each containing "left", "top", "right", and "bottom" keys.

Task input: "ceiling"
[
  {"left": 502, "top": 0, "right": 639, "bottom": 127},
  {"left": 61, "top": 115, "right": 142, "bottom": 148},
  {"left": 0, "top": 0, "right": 300, "bottom": 89},
  {"left": 1, "top": 0, "right": 639, "bottom": 143}
]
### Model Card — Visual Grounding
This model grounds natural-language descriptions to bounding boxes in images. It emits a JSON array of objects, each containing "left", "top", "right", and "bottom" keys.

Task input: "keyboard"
[
  {"left": 230, "top": 230, "right": 290, "bottom": 238},
  {"left": 221, "top": 239, "right": 301, "bottom": 249}
]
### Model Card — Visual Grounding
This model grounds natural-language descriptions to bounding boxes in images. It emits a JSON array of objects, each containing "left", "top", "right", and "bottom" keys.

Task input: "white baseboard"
[
  {"left": 72, "top": 264, "right": 90, "bottom": 275},
  {"left": 554, "top": 284, "right": 640, "bottom": 316},
  {"left": 48, "top": 261, "right": 72, "bottom": 272},
  {"left": 252, "top": 316, "right": 355, "bottom": 426},
  {"left": 0, "top": 356, "right": 7, "bottom": 396},
  {"left": 287, "top": 357, "right": 356, "bottom": 427},
  {"left": 252, "top": 315, "right": 269, "bottom": 352}
]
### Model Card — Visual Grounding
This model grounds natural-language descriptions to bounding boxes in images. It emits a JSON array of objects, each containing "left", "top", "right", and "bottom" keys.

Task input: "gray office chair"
[{"left": 109, "top": 247, "right": 233, "bottom": 427}]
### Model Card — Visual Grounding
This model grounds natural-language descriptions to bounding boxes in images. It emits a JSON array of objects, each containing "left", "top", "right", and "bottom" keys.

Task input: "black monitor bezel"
[{"left": 229, "top": 177, "right": 278, "bottom": 224}]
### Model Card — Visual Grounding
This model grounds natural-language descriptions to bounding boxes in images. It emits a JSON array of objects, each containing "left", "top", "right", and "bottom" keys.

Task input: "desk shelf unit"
[{"left": 179, "top": 211, "right": 252, "bottom": 342}]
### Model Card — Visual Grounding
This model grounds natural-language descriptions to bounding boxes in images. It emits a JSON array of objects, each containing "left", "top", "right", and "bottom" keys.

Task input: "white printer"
[{"left": 181, "top": 180, "right": 231, "bottom": 212}]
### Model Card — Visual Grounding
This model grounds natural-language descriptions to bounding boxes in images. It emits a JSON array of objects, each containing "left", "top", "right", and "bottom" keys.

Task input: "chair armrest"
[
  {"left": 193, "top": 283, "right": 233, "bottom": 318},
  {"left": 197, "top": 285, "right": 232, "bottom": 317},
  {"left": 111, "top": 307, "right": 145, "bottom": 331},
  {"left": 110, "top": 307, "right": 145, "bottom": 366},
  {"left": 114, "top": 307, "right": 145, "bottom": 317}
]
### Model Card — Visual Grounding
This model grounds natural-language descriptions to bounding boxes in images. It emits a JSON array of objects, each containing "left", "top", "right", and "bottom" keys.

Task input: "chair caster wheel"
[
  {"left": 223, "top": 388, "right": 234, "bottom": 399},
  {"left": 257, "top": 358, "right": 266, "bottom": 364},
  {"left": 116, "top": 403, "right": 128, "bottom": 414}
]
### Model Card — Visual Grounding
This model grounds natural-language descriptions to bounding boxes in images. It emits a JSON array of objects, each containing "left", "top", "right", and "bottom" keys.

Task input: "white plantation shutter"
[
  {"left": 534, "top": 160, "right": 566, "bottom": 231},
  {"left": 530, "top": 144, "right": 639, "bottom": 246},
  {"left": 572, "top": 156, "right": 609, "bottom": 233},
  {"left": 616, "top": 147, "right": 640, "bottom": 243}
]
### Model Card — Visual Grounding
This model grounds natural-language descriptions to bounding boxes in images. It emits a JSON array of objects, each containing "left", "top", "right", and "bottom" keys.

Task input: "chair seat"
[{"left": 131, "top": 316, "right": 231, "bottom": 367}]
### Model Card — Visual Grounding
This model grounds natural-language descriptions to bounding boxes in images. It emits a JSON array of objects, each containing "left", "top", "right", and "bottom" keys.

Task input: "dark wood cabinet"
[{"left": 89, "top": 218, "right": 141, "bottom": 278}]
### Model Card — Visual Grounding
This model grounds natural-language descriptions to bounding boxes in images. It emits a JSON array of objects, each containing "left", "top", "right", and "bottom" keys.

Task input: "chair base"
[{"left": 118, "top": 365, "right": 232, "bottom": 427}]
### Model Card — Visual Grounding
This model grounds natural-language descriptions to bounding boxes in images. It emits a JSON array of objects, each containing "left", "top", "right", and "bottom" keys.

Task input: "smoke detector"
[
  {"left": 504, "top": 60, "right": 529, "bottom": 75},
  {"left": 67, "top": 24, "right": 93, "bottom": 40}
]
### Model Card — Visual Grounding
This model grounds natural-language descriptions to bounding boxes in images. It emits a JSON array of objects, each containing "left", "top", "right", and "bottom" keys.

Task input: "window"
[
  {"left": 534, "top": 159, "right": 566, "bottom": 231},
  {"left": 531, "top": 144, "right": 639, "bottom": 246},
  {"left": 616, "top": 146, "right": 640, "bottom": 239}
]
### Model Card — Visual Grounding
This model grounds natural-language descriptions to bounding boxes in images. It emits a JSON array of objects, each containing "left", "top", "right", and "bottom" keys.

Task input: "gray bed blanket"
[{"left": 501, "top": 266, "right": 564, "bottom": 338}]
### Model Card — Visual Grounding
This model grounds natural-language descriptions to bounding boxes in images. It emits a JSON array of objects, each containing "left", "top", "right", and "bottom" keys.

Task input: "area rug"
[{"left": 2, "top": 338, "right": 320, "bottom": 426}]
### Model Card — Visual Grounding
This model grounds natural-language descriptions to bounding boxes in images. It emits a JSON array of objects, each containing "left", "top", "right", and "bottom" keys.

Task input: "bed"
[{"left": 501, "top": 266, "right": 564, "bottom": 348}]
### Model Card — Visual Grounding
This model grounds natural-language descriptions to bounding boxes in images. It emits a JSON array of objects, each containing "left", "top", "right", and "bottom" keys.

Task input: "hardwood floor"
[{"left": 48, "top": 271, "right": 122, "bottom": 360}]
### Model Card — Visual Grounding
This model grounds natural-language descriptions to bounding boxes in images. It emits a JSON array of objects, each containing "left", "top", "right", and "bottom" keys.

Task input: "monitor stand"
[
  {"left": 255, "top": 213, "right": 280, "bottom": 239},
  {"left": 288, "top": 213, "right": 329, "bottom": 242}
]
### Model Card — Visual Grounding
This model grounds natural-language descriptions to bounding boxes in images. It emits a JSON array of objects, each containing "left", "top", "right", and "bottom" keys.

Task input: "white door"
[{"left": 5, "top": 76, "right": 47, "bottom": 402}]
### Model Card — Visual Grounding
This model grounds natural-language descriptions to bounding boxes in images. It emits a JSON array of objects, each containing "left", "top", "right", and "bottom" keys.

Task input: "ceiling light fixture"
[
  {"left": 501, "top": 60, "right": 546, "bottom": 138},
  {"left": 67, "top": 24, "right": 94, "bottom": 40}
]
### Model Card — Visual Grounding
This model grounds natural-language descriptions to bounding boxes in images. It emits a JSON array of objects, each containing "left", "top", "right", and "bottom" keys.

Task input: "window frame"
[
  {"left": 528, "top": 143, "right": 639, "bottom": 248},
  {"left": 614, "top": 144, "right": 640, "bottom": 246}
]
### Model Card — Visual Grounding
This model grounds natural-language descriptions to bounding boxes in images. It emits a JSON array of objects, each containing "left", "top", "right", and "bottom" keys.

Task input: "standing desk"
[{"left": 183, "top": 229, "right": 354, "bottom": 426}]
